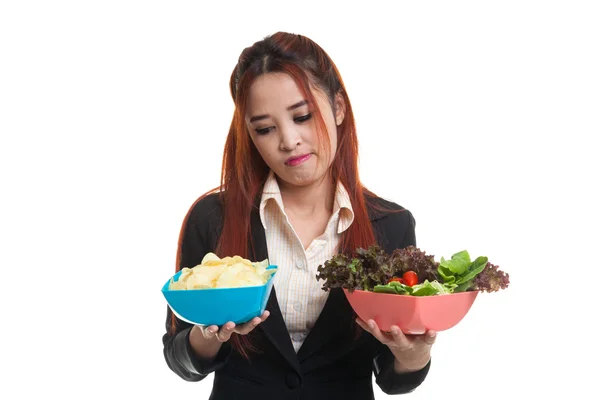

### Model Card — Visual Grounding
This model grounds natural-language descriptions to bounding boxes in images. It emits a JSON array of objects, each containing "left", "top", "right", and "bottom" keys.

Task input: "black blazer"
[{"left": 162, "top": 193, "right": 431, "bottom": 399}]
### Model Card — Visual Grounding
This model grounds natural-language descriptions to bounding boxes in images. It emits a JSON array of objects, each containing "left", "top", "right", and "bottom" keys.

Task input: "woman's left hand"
[{"left": 356, "top": 318, "right": 436, "bottom": 373}]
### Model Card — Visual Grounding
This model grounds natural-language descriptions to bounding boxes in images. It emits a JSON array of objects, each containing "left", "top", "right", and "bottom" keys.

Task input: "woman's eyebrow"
[{"left": 249, "top": 100, "right": 308, "bottom": 123}]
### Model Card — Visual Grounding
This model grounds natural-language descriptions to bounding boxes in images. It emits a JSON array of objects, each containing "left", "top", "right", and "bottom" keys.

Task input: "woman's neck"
[{"left": 278, "top": 174, "right": 335, "bottom": 218}]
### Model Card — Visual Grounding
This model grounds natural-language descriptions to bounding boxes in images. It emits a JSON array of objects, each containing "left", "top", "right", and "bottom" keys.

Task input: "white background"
[{"left": 1, "top": 1, "right": 598, "bottom": 399}]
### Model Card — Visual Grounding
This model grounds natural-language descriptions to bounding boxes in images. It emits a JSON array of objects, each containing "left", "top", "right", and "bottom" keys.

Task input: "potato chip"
[
  {"left": 232, "top": 255, "right": 252, "bottom": 267},
  {"left": 201, "top": 253, "right": 222, "bottom": 264},
  {"left": 168, "top": 252, "right": 275, "bottom": 290},
  {"left": 168, "top": 277, "right": 186, "bottom": 290}
]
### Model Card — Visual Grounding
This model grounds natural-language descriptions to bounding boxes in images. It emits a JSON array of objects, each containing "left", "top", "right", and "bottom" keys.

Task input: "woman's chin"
[
  {"left": 283, "top": 177, "right": 314, "bottom": 188},
  {"left": 277, "top": 170, "right": 321, "bottom": 188}
]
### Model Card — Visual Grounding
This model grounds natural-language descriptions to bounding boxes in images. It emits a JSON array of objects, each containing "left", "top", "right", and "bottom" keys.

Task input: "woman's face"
[{"left": 245, "top": 72, "right": 344, "bottom": 189}]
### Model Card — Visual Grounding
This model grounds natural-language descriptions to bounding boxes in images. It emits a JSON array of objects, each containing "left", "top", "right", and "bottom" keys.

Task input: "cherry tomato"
[
  {"left": 402, "top": 271, "right": 418, "bottom": 287},
  {"left": 388, "top": 277, "right": 404, "bottom": 284}
]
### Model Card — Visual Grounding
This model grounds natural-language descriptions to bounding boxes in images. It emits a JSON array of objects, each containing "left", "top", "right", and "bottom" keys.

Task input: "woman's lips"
[{"left": 285, "top": 154, "right": 311, "bottom": 166}]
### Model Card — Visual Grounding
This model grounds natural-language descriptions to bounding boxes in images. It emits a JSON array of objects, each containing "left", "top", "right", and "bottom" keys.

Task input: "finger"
[
  {"left": 355, "top": 318, "right": 372, "bottom": 333},
  {"left": 260, "top": 310, "right": 270, "bottom": 321},
  {"left": 422, "top": 330, "right": 437, "bottom": 345},
  {"left": 199, "top": 325, "right": 219, "bottom": 339},
  {"left": 236, "top": 310, "right": 271, "bottom": 334},
  {"left": 389, "top": 325, "right": 412, "bottom": 348},
  {"left": 365, "top": 319, "right": 394, "bottom": 346},
  {"left": 236, "top": 316, "right": 262, "bottom": 335},
  {"left": 216, "top": 321, "right": 236, "bottom": 342}
]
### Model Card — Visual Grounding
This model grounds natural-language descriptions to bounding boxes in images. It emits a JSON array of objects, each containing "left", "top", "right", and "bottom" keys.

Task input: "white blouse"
[{"left": 259, "top": 170, "right": 355, "bottom": 352}]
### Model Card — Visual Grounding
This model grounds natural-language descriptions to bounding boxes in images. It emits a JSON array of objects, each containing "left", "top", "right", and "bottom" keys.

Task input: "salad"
[{"left": 315, "top": 245, "right": 509, "bottom": 296}]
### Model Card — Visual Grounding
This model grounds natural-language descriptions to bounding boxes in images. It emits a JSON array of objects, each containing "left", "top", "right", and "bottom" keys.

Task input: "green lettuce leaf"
[
  {"left": 411, "top": 280, "right": 440, "bottom": 296},
  {"left": 437, "top": 265, "right": 456, "bottom": 283},
  {"left": 374, "top": 281, "right": 413, "bottom": 295},
  {"left": 439, "top": 250, "right": 471, "bottom": 275},
  {"left": 430, "top": 280, "right": 456, "bottom": 294},
  {"left": 455, "top": 256, "right": 488, "bottom": 285}
]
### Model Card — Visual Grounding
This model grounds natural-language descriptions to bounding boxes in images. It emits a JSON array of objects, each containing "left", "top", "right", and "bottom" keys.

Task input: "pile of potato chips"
[{"left": 168, "top": 253, "right": 275, "bottom": 290}]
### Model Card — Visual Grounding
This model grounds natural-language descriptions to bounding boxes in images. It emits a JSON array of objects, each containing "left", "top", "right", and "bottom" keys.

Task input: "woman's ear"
[{"left": 334, "top": 92, "right": 346, "bottom": 126}]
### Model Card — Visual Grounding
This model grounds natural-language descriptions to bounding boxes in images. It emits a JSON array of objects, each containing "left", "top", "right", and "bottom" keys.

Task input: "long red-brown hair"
[{"left": 170, "top": 32, "right": 384, "bottom": 359}]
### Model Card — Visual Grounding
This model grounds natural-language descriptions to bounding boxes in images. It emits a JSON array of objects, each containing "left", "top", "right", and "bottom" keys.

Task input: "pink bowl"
[{"left": 343, "top": 289, "right": 478, "bottom": 334}]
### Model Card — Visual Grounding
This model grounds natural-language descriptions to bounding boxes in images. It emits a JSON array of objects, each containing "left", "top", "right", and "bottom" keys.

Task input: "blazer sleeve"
[
  {"left": 162, "top": 194, "right": 233, "bottom": 382},
  {"left": 372, "top": 207, "right": 432, "bottom": 394}
]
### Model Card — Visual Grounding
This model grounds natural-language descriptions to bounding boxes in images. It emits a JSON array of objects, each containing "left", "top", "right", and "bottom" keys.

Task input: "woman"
[{"left": 162, "top": 31, "right": 436, "bottom": 399}]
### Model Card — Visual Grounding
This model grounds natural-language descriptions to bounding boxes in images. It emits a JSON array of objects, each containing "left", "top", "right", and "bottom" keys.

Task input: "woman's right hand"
[
  {"left": 188, "top": 311, "right": 270, "bottom": 361},
  {"left": 197, "top": 310, "right": 271, "bottom": 342}
]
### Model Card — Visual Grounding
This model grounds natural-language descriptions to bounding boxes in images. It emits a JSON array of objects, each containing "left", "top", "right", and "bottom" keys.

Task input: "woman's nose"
[{"left": 279, "top": 124, "right": 302, "bottom": 151}]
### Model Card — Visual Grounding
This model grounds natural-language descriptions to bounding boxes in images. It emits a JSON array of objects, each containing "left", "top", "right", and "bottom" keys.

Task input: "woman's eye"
[
  {"left": 254, "top": 114, "right": 311, "bottom": 135},
  {"left": 294, "top": 113, "right": 312, "bottom": 123},
  {"left": 255, "top": 127, "right": 272, "bottom": 135}
]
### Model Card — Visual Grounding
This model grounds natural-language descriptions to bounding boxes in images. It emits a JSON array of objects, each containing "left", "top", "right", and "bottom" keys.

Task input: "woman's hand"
[
  {"left": 197, "top": 311, "right": 271, "bottom": 342},
  {"left": 356, "top": 318, "right": 436, "bottom": 373},
  {"left": 189, "top": 311, "right": 270, "bottom": 361}
]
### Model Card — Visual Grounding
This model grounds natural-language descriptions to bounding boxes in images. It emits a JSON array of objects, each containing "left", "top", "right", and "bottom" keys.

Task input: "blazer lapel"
[
  {"left": 296, "top": 287, "right": 356, "bottom": 364},
  {"left": 249, "top": 205, "right": 302, "bottom": 374}
]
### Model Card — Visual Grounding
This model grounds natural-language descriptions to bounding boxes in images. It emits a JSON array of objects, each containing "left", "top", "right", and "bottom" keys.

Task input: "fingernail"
[
  {"left": 209, "top": 328, "right": 217, "bottom": 334},
  {"left": 391, "top": 327, "right": 399, "bottom": 335}
]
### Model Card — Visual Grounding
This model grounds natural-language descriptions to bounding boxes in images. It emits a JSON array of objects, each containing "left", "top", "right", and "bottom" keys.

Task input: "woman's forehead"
[
  {"left": 248, "top": 73, "right": 303, "bottom": 103},
  {"left": 246, "top": 73, "right": 326, "bottom": 116}
]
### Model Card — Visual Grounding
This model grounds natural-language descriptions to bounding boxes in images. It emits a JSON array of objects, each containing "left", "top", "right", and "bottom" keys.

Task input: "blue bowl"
[{"left": 161, "top": 265, "right": 277, "bottom": 326}]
